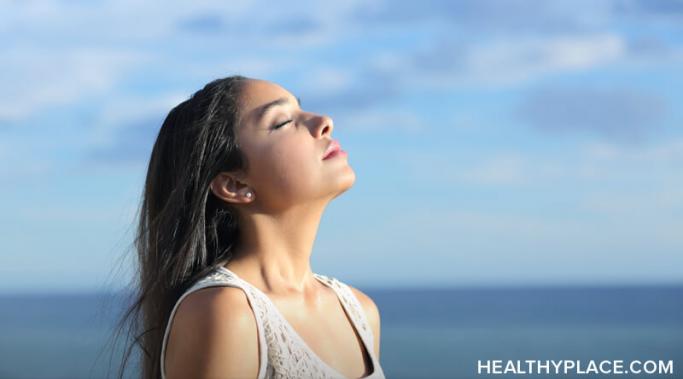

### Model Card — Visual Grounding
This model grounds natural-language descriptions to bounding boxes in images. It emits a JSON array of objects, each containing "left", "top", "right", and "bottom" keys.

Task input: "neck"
[{"left": 225, "top": 202, "right": 327, "bottom": 295}]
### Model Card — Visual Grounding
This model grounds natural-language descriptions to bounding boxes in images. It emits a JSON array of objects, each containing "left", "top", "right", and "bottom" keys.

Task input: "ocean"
[{"left": 0, "top": 285, "right": 681, "bottom": 379}]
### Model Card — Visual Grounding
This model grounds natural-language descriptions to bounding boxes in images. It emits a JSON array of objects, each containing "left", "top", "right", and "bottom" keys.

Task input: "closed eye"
[{"left": 272, "top": 119, "right": 293, "bottom": 130}]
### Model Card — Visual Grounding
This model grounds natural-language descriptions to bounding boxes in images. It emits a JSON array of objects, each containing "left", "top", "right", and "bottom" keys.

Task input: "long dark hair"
[{"left": 108, "top": 75, "right": 250, "bottom": 379}]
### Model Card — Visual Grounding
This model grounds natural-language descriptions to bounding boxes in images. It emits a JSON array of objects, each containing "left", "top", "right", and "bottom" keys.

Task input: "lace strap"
[{"left": 315, "top": 275, "right": 375, "bottom": 355}]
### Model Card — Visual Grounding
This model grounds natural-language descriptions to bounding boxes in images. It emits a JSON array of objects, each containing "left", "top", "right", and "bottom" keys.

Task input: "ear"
[{"left": 209, "top": 172, "right": 254, "bottom": 204}]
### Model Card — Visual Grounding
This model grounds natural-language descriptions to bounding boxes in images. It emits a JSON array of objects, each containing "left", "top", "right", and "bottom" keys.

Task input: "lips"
[{"left": 322, "top": 139, "right": 341, "bottom": 160}]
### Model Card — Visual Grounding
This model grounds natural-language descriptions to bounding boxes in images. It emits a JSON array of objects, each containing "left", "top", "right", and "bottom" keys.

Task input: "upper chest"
[{"left": 265, "top": 285, "right": 374, "bottom": 378}]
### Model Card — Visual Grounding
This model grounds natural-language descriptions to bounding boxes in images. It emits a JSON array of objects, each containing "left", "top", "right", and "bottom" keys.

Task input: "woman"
[{"left": 114, "top": 75, "right": 385, "bottom": 379}]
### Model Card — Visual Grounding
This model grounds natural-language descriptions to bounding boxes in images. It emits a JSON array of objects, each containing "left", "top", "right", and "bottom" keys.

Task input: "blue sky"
[{"left": 1, "top": 0, "right": 682, "bottom": 292}]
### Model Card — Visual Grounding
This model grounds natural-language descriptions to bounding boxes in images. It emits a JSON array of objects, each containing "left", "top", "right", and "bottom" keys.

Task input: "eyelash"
[{"left": 272, "top": 119, "right": 293, "bottom": 130}]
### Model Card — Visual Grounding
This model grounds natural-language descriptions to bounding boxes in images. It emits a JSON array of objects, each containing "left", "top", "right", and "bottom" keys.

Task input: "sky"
[{"left": 1, "top": 0, "right": 682, "bottom": 292}]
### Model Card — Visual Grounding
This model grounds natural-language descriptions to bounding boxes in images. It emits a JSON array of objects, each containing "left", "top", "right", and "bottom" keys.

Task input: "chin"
[{"left": 331, "top": 168, "right": 356, "bottom": 198}]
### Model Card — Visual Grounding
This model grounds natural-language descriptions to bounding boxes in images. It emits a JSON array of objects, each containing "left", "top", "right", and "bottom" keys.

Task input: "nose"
[{"left": 312, "top": 114, "right": 333, "bottom": 138}]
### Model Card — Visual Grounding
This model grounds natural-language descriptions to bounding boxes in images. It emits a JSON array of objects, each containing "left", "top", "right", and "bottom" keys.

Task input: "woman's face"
[{"left": 229, "top": 79, "right": 355, "bottom": 211}]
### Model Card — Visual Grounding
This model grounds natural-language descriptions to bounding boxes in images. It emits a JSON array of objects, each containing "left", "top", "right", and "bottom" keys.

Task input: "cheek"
[{"left": 256, "top": 142, "right": 320, "bottom": 194}]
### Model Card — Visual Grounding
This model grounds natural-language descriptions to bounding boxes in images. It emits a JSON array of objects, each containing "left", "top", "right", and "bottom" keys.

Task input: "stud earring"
[{"left": 245, "top": 191, "right": 252, "bottom": 198}]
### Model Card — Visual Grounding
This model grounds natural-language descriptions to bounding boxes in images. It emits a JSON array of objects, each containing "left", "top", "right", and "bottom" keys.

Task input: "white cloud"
[
  {"left": 407, "top": 33, "right": 627, "bottom": 89},
  {"left": 466, "top": 33, "right": 626, "bottom": 85},
  {"left": 0, "top": 0, "right": 367, "bottom": 122},
  {"left": 579, "top": 189, "right": 683, "bottom": 215},
  {"left": 401, "top": 136, "right": 683, "bottom": 199},
  {"left": 298, "top": 67, "right": 355, "bottom": 96},
  {"left": 584, "top": 138, "right": 683, "bottom": 163},
  {"left": 338, "top": 109, "right": 425, "bottom": 133},
  {"left": 334, "top": 202, "right": 683, "bottom": 284},
  {"left": 453, "top": 153, "right": 528, "bottom": 186},
  {"left": 0, "top": 47, "right": 146, "bottom": 122},
  {"left": 573, "top": 138, "right": 683, "bottom": 214},
  {"left": 576, "top": 138, "right": 683, "bottom": 181}
]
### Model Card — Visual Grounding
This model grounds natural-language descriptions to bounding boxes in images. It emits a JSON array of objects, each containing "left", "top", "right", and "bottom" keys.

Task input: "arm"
[
  {"left": 164, "top": 286, "right": 260, "bottom": 379},
  {"left": 348, "top": 286, "right": 381, "bottom": 360}
]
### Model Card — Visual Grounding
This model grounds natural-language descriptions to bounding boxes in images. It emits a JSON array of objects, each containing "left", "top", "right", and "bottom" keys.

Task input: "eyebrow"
[{"left": 256, "top": 96, "right": 302, "bottom": 121}]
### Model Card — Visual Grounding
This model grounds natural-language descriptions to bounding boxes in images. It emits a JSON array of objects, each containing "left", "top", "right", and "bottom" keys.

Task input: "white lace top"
[{"left": 160, "top": 266, "right": 386, "bottom": 379}]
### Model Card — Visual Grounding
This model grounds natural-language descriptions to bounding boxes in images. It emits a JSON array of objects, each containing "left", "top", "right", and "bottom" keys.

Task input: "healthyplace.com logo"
[{"left": 477, "top": 360, "right": 674, "bottom": 375}]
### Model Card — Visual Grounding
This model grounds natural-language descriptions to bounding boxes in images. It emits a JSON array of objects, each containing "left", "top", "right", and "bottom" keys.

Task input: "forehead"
[
  {"left": 241, "top": 79, "right": 290, "bottom": 103},
  {"left": 238, "top": 79, "right": 296, "bottom": 129}
]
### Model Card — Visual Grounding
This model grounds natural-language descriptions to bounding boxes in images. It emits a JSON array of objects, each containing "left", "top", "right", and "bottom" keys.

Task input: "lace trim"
[{"left": 313, "top": 274, "right": 376, "bottom": 359}]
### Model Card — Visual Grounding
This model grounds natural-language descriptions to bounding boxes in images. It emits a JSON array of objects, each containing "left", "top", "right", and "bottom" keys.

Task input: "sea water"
[{"left": 1, "top": 285, "right": 681, "bottom": 379}]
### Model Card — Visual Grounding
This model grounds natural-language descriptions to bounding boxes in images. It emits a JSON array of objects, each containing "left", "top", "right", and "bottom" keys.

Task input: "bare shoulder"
[
  {"left": 346, "top": 285, "right": 381, "bottom": 358},
  {"left": 164, "top": 286, "right": 260, "bottom": 379}
]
